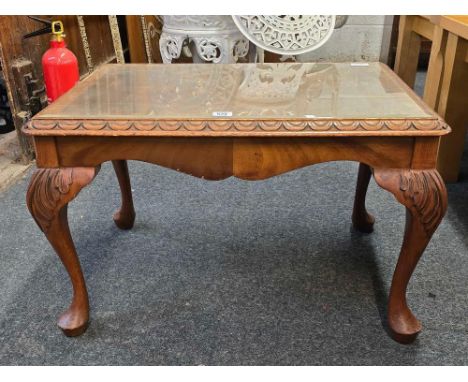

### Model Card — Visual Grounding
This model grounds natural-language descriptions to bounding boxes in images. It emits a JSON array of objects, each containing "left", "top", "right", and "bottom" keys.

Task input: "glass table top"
[{"left": 37, "top": 62, "right": 435, "bottom": 120}]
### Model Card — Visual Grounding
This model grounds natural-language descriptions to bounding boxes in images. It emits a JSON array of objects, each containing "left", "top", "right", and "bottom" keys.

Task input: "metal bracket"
[{"left": 23, "top": 16, "right": 52, "bottom": 39}]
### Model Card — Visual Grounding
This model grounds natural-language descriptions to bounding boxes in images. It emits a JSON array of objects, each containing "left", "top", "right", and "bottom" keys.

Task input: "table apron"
[{"left": 33, "top": 136, "right": 439, "bottom": 180}]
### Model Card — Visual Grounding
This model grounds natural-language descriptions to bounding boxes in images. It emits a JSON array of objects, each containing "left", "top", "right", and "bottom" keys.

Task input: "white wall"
[{"left": 298, "top": 16, "right": 394, "bottom": 63}]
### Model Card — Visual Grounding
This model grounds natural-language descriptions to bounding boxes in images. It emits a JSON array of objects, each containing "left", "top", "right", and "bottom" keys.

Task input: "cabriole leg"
[
  {"left": 26, "top": 166, "right": 99, "bottom": 336},
  {"left": 352, "top": 162, "right": 375, "bottom": 233},
  {"left": 112, "top": 160, "right": 136, "bottom": 230},
  {"left": 373, "top": 168, "right": 447, "bottom": 343}
]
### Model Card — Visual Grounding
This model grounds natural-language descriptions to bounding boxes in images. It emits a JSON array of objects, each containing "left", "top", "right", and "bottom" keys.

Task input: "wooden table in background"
[
  {"left": 395, "top": 15, "right": 468, "bottom": 182},
  {"left": 24, "top": 62, "right": 450, "bottom": 344}
]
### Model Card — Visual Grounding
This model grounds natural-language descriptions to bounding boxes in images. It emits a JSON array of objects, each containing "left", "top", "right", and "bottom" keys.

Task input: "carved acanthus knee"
[
  {"left": 26, "top": 166, "right": 99, "bottom": 336},
  {"left": 374, "top": 168, "right": 447, "bottom": 237},
  {"left": 27, "top": 167, "right": 100, "bottom": 233},
  {"left": 373, "top": 168, "right": 447, "bottom": 343}
]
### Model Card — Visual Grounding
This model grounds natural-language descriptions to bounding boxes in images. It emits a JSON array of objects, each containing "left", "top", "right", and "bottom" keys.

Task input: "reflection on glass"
[{"left": 39, "top": 63, "right": 432, "bottom": 120}]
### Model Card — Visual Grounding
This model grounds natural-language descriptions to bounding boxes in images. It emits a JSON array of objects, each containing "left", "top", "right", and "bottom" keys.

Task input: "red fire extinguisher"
[{"left": 42, "top": 21, "right": 79, "bottom": 103}]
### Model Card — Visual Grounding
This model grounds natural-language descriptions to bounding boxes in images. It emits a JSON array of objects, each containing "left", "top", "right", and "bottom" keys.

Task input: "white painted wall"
[{"left": 298, "top": 16, "right": 394, "bottom": 63}]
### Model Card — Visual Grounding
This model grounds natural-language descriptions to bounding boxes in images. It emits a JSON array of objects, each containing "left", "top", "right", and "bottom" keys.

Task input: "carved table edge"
[
  {"left": 373, "top": 167, "right": 448, "bottom": 235},
  {"left": 23, "top": 118, "right": 451, "bottom": 137}
]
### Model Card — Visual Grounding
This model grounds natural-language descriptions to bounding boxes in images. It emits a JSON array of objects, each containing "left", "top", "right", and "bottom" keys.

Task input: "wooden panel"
[
  {"left": 423, "top": 26, "right": 448, "bottom": 109},
  {"left": 0, "top": 17, "right": 46, "bottom": 110},
  {"left": 0, "top": 15, "right": 48, "bottom": 160},
  {"left": 125, "top": 16, "right": 163, "bottom": 63},
  {"left": 233, "top": 137, "right": 414, "bottom": 180},
  {"left": 49, "top": 136, "right": 414, "bottom": 180},
  {"left": 411, "top": 137, "right": 439, "bottom": 169},
  {"left": 0, "top": 15, "right": 122, "bottom": 160},
  {"left": 126, "top": 16, "right": 147, "bottom": 63},
  {"left": 440, "top": 16, "right": 468, "bottom": 41},
  {"left": 436, "top": 35, "right": 468, "bottom": 182},
  {"left": 387, "top": 15, "right": 400, "bottom": 68},
  {"left": 412, "top": 16, "right": 435, "bottom": 41},
  {"left": 61, "top": 16, "right": 89, "bottom": 75},
  {"left": 82, "top": 16, "right": 116, "bottom": 66},
  {"left": 34, "top": 136, "right": 59, "bottom": 167},
  {"left": 54, "top": 136, "right": 233, "bottom": 180},
  {"left": 394, "top": 16, "right": 423, "bottom": 88}
]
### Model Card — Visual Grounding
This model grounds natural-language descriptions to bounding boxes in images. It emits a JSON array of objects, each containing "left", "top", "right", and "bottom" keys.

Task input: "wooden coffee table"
[{"left": 23, "top": 62, "right": 449, "bottom": 344}]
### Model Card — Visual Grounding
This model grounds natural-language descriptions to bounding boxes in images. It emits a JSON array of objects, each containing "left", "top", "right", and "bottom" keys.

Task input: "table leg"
[
  {"left": 352, "top": 163, "right": 375, "bottom": 233},
  {"left": 112, "top": 160, "right": 136, "bottom": 230},
  {"left": 26, "top": 166, "right": 100, "bottom": 336},
  {"left": 373, "top": 168, "right": 447, "bottom": 343}
]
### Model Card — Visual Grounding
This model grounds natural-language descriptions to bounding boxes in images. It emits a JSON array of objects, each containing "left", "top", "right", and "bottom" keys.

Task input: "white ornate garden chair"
[{"left": 159, "top": 15, "right": 348, "bottom": 63}]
